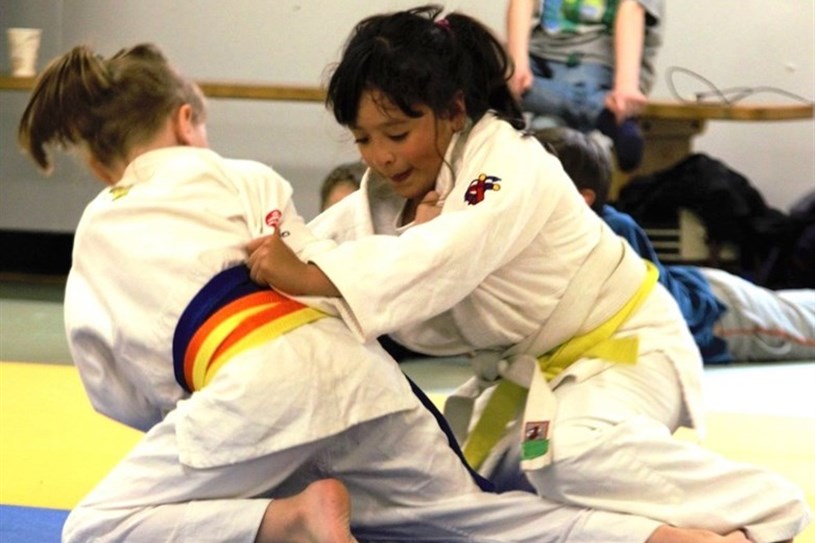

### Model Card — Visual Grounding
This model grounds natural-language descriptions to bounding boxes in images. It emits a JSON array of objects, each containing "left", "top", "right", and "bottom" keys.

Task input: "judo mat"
[{"left": 1, "top": 360, "right": 813, "bottom": 542}]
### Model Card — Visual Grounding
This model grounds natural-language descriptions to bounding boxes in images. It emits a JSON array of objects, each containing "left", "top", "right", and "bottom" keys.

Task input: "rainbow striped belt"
[{"left": 172, "top": 265, "right": 326, "bottom": 393}]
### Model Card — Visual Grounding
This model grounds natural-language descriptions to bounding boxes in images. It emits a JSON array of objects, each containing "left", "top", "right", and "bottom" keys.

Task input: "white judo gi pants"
[
  {"left": 61, "top": 400, "right": 670, "bottom": 543},
  {"left": 62, "top": 324, "right": 666, "bottom": 543},
  {"left": 702, "top": 267, "right": 815, "bottom": 362},
  {"left": 484, "top": 287, "right": 812, "bottom": 543}
]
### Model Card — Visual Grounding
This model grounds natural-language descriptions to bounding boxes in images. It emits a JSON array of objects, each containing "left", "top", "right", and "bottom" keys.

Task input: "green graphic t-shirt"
[
  {"left": 541, "top": 0, "right": 618, "bottom": 35},
  {"left": 530, "top": 0, "right": 663, "bottom": 92}
]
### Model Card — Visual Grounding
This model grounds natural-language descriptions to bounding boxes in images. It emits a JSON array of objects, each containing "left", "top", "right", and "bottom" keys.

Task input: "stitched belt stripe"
[{"left": 173, "top": 266, "right": 326, "bottom": 393}]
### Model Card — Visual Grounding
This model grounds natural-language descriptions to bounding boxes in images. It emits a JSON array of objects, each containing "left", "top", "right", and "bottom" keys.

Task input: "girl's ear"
[
  {"left": 579, "top": 188, "right": 597, "bottom": 207},
  {"left": 450, "top": 91, "right": 467, "bottom": 131},
  {"left": 173, "top": 104, "right": 196, "bottom": 145}
]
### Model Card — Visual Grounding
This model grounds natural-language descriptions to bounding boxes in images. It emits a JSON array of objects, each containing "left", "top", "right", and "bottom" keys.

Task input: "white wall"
[
  {"left": 648, "top": 0, "right": 815, "bottom": 212},
  {"left": 1, "top": 1, "right": 812, "bottom": 232}
]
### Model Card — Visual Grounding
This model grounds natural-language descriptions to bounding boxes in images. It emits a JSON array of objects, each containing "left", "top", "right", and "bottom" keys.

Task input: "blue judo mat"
[{"left": 0, "top": 505, "right": 68, "bottom": 543}]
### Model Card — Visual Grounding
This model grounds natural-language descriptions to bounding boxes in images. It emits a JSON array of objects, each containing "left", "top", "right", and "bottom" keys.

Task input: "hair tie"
[{"left": 435, "top": 17, "right": 452, "bottom": 32}]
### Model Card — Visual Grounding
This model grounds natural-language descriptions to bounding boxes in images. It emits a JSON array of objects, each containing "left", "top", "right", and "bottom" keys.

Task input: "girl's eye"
[
  {"left": 388, "top": 132, "right": 408, "bottom": 141},
  {"left": 353, "top": 136, "right": 369, "bottom": 145}
]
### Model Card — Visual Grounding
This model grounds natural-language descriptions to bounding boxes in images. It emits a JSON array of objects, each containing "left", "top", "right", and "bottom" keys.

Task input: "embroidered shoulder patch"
[{"left": 465, "top": 173, "right": 501, "bottom": 205}]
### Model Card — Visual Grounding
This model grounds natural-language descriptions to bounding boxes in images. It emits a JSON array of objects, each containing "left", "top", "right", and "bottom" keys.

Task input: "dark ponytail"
[
  {"left": 326, "top": 4, "right": 524, "bottom": 130},
  {"left": 444, "top": 11, "right": 525, "bottom": 129}
]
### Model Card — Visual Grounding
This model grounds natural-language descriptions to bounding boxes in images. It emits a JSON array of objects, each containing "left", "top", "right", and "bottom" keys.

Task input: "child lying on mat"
[
  {"left": 534, "top": 126, "right": 815, "bottom": 365},
  {"left": 17, "top": 40, "right": 737, "bottom": 543}
]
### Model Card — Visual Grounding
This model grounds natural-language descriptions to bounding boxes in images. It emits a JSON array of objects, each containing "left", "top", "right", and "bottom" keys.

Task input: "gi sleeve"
[
  {"left": 234, "top": 160, "right": 337, "bottom": 262},
  {"left": 310, "top": 128, "right": 571, "bottom": 341},
  {"left": 65, "top": 274, "right": 163, "bottom": 432}
]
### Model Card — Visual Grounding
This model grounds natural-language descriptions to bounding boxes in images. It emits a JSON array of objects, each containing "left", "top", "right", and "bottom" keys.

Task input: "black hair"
[
  {"left": 326, "top": 4, "right": 524, "bottom": 130},
  {"left": 534, "top": 127, "right": 612, "bottom": 213}
]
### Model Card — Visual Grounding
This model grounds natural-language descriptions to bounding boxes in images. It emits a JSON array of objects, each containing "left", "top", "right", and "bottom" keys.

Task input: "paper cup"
[{"left": 7, "top": 27, "right": 42, "bottom": 77}]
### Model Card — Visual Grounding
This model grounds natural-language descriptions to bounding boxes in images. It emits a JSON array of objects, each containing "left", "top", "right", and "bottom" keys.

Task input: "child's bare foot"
[
  {"left": 255, "top": 479, "right": 358, "bottom": 543},
  {"left": 647, "top": 525, "right": 753, "bottom": 543}
]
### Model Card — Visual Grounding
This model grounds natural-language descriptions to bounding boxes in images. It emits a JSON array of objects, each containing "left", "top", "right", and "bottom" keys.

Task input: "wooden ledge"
[
  {"left": 0, "top": 75, "right": 326, "bottom": 103},
  {"left": 644, "top": 100, "right": 814, "bottom": 121},
  {"left": 0, "top": 75, "right": 35, "bottom": 91},
  {"left": 3, "top": 75, "right": 811, "bottom": 118},
  {"left": 196, "top": 81, "right": 325, "bottom": 102}
]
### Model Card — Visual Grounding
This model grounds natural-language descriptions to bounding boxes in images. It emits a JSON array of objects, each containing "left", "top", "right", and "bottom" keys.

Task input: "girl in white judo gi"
[
  {"left": 246, "top": 6, "right": 812, "bottom": 543},
  {"left": 16, "top": 41, "right": 733, "bottom": 543}
]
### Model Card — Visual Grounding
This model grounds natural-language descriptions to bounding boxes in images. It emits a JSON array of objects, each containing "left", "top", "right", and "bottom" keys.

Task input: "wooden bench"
[
  {"left": 609, "top": 100, "right": 813, "bottom": 267},
  {"left": 610, "top": 100, "right": 814, "bottom": 200}
]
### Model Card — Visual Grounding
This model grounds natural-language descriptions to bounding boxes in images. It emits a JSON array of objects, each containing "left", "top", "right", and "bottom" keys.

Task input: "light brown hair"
[
  {"left": 18, "top": 43, "right": 205, "bottom": 173},
  {"left": 320, "top": 161, "right": 365, "bottom": 211}
]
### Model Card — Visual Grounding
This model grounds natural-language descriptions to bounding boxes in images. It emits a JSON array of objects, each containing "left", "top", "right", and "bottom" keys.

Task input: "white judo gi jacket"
[
  {"left": 309, "top": 112, "right": 705, "bottom": 463},
  {"left": 65, "top": 146, "right": 414, "bottom": 456}
]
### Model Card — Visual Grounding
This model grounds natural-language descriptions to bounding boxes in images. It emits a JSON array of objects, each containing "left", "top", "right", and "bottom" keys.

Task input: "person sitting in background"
[
  {"left": 505, "top": 0, "right": 663, "bottom": 171},
  {"left": 535, "top": 126, "right": 815, "bottom": 364},
  {"left": 320, "top": 161, "right": 364, "bottom": 211}
]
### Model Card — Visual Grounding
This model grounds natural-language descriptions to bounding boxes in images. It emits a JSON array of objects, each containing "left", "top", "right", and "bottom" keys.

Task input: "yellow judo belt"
[
  {"left": 173, "top": 265, "right": 326, "bottom": 393},
  {"left": 462, "top": 261, "right": 659, "bottom": 469}
]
